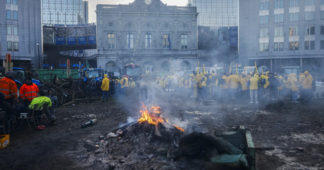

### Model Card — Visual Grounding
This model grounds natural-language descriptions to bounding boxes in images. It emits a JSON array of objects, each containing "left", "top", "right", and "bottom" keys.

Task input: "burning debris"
[
  {"left": 137, "top": 104, "right": 185, "bottom": 135},
  {"left": 83, "top": 105, "right": 254, "bottom": 170}
]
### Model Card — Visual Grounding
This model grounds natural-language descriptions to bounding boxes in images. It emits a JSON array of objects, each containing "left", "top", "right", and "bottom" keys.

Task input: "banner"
[
  {"left": 55, "top": 37, "right": 66, "bottom": 45},
  {"left": 67, "top": 37, "right": 77, "bottom": 45}
]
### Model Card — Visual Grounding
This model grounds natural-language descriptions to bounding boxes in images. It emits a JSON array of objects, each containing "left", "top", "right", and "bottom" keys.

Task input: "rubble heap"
[{"left": 83, "top": 105, "right": 250, "bottom": 170}]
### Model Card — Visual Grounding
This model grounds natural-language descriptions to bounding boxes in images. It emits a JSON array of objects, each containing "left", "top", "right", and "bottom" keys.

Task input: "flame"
[
  {"left": 138, "top": 104, "right": 164, "bottom": 126},
  {"left": 174, "top": 125, "right": 185, "bottom": 132},
  {"left": 137, "top": 104, "right": 184, "bottom": 132}
]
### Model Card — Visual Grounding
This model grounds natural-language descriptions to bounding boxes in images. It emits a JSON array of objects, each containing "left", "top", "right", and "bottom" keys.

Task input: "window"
[
  {"left": 289, "top": 27, "right": 298, "bottom": 36},
  {"left": 6, "top": 0, "right": 17, "bottom": 4},
  {"left": 289, "top": 12, "right": 299, "bottom": 21},
  {"left": 259, "top": 42, "right": 269, "bottom": 52},
  {"left": 145, "top": 33, "right": 152, "bottom": 49},
  {"left": 127, "top": 33, "right": 134, "bottom": 49},
  {"left": 260, "top": 15, "right": 269, "bottom": 24},
  {"left": 7, "top": 25, "right": 18, "bottom": 35},
  {"left": 6, "top": 10, "right": 18, "bottom": 20},
  {"left": 289, "top": 41, "right": 299, "bottom": 50},
  {"left": 321, "top": 26, "right": 324, "bottom": 35},
  {"left": 107, "top": 33, "right": 116, "bottom": 49},
  {"left": 12, "top": 11, "right": 17, "bottom": 20},
  {"left": 289, "top": 0, "right": 299, "bottom": 7},
  {"left": 13, "top": 26, "right": 17, "bottom": 35},
  {"left": 274, "top": 42, "right": 284, "bottom": 51},
  {"left": 275, "top": 14, "right": 284, "bottom": 23},
  {"left": 274, "top": 27, "right": 284, "bottom": 37},
  {"left": 13, "top": 42, "right": 18, "bottom": 51},
  {"left": 162, "top": 34, "right": 170, "bottom": 49},
  {"left": 304, "top": 41, "right": 315, "bottom": 50},
  {"left": 7, "top": 25, "right": 12, "bottom": 35},
  {"left": 181, "top": 34, "right": 188, "bottom": 49},
  {"left": 305, "top": 0, "right": 315, "bottom": 6},
  {"left": 275, "top": 0, "right": 283, "bottom": 8},
  {"left": 7, "top": 42, "right": 17, "bottom": 51},
  {"left": 305, "top": 12, "right": 315, "bottom": 21},
  {"left": 321, "top": 11, "right": 324, "bottom": 20},
  {"left": 260, "top": 28, "right": 269, "bottom": 38},
  {"left": 6, "top": 10, "right": 11, "bottom": 19},
  {"left": 305, "top": 26, "right": 315, "bottom": 35},
  {"left": 321, "top": 40, "right": 324, "bottom": 49},
  {"left": 260, "top": 0, "right": 269, "bottom": 10},
  {"left": 7, "top": 42, "right": 12, "bottom": 51}
]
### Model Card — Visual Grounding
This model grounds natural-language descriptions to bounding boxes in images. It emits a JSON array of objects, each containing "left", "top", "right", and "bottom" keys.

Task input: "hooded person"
[
  {"left": 0, "top": 71, "right": 18, "bottom": 102},
  {"left": 20, "top": 76, "right": 39, "bottom": 105},
  {"left": 101, "top": 74, "right": 110, "bottom": 102}
]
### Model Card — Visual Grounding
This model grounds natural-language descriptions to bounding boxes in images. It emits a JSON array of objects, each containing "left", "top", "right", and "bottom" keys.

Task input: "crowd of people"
[
  {"left": 0, "top": 72, "right": 56, "bottom": 133},
  {"left": 101, "top": 68, "right": 315, "bottom": 104}
]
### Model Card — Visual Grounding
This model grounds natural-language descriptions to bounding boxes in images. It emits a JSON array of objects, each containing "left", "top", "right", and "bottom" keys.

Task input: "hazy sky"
[{"left": 88, "top": 0, "right": 188, "bottom": 23}]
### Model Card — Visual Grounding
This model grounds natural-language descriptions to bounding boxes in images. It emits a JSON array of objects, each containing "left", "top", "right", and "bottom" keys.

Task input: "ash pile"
[{"left": 85, "top": 105, "right": 253, "bottom": 170}]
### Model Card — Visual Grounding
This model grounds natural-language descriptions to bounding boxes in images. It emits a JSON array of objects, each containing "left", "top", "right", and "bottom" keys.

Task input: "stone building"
[{"left": 96, "top": 0, "right": 198, "bottom": 73}]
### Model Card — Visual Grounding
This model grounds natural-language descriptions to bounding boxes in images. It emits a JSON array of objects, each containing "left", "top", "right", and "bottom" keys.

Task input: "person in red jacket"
[
  {"left": 19, "top": 77, "right": 39, "bottom": 105},
  {"left": 0, "top": 72, "right": 18, "bottom": 102},
  {"left": 0, "top": 71, "right": 18, "bottom": 133}
]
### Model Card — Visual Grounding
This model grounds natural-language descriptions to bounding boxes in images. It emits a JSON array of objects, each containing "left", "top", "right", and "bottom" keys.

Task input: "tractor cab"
[{"left": 124, "top": 63, "right": 142, "bottom": 80}]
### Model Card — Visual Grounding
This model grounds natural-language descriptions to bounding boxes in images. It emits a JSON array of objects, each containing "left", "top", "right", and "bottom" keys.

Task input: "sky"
[{"left": 88, "top": 0, "right": 189, "bottom": 23}]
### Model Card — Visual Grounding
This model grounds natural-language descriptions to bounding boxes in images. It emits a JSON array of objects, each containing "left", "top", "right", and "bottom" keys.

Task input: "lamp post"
[{"left": 36, "top": 42, "right": 41, "bottom": 68}]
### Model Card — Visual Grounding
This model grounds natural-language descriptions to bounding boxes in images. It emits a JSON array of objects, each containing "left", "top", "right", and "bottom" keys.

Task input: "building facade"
[
  {"left": 189, "top": 0, "right": 239, "bottom": 28},
  {"left": 43, "top": 24, "right": 96, "bottom": 68},
  {"left": 239, "top": 0, "right": 324, "bottom": 71},
  {"left": 42, "top": 0, "right": 88, "bottom": 25},
  {"left": 96, "top": 0, "right": 198, "bottom": 72},
  {"left": 189, "top": 0, "right": 239, "bottom": 63},
  {"left": 0, "top": 0, "right": 42, "bottom": 68}
]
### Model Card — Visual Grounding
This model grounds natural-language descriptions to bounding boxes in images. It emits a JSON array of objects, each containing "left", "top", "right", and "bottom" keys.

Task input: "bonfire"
[{"left": 137, "top": 104, "right": 184, "bottom": 136}]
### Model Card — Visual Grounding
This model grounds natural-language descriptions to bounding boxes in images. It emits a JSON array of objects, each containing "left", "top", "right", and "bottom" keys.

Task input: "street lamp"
[{"left": 36, "top": 42, "right": 41, "bottom": 68}]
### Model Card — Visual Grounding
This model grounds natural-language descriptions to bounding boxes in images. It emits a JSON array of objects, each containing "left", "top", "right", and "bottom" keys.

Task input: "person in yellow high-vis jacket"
[
  {"left": 287, "top": 73, "right": 299, "bottom": 103},
  {"left": 240, "top": 74, "right": 249, "bottom": 99},
  {"left": 249, "top": 74, "right": 259, "bottom": 104},
  {"left": 101, "top": 74, "right": 110, "bottom": 101},
  {"left": 120, "top": 75, "right": 129, "bottom": 95},
  {"left": 300, "top": 71, "right": 313, "bottom": 102},
  {"left": 260, "top": 72, "right": 270, "bottom": 101}
]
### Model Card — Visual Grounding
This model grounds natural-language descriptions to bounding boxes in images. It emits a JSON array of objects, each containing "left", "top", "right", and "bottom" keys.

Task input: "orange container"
[{"left": 0, "top": 134, "right": 10, "bottom": 149}]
